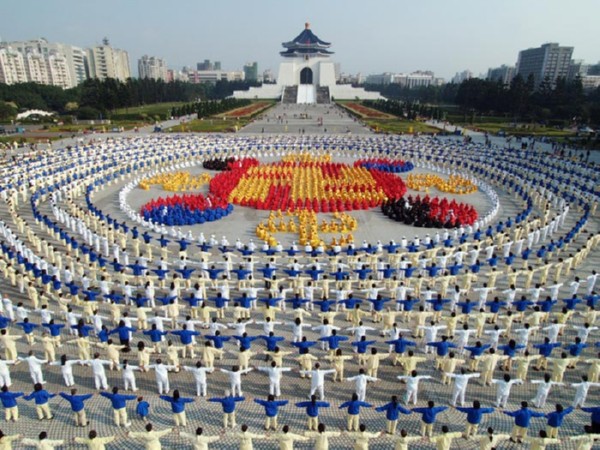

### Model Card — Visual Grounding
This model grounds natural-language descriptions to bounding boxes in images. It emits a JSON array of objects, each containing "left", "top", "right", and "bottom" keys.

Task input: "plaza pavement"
[{"left": 0, "top": 105, "right": 597, "bottom": 449}]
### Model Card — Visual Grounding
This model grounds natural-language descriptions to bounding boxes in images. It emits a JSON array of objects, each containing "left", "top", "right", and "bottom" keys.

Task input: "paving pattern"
[{"left": 0, "top": 126, "right": 597, "bottom": 449}]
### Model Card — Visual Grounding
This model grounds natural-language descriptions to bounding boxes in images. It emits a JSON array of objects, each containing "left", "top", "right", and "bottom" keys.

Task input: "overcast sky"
[{"left": 2, "top": 0, "right": 599, "bottom": 80}]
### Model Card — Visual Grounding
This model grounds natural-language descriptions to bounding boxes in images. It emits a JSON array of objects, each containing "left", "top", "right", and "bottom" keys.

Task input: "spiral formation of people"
[{"left": 0, "top": 130, "right": 598, "bottom": 450}]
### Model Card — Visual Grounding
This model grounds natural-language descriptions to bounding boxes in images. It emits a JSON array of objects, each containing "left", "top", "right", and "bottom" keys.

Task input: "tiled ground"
[{"left": 0, "top": 131, "right": 598, "bottom": 449}]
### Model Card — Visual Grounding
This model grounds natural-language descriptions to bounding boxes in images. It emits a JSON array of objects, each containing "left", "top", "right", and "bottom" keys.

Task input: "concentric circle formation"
[{"left": 0, "top": 133, "right": 599, "bottom": 445}]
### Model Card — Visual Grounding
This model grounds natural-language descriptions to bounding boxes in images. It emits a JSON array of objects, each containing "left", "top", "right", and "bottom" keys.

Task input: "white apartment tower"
[
  {"left": 0, "top": 47, "right": 28, "bottom": 85},
  {"left": 1, "top": 39, "right": 87, "bottom": 87},
  {"left": 138, "top": 55, "right": 168, "bottom": 80},
  {"left": 87, "top": 38, "right": 131, "bottom": 81}
]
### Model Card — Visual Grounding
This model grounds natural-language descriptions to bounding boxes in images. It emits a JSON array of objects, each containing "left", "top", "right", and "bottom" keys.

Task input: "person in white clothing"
[
  {"left": 257, "top": 362, "right": 292, "bottom": 397},
  {"left": 220, "top": 365, "right": 253, "bottom": 396},
  {"left": 491, "top": 374, "right": 523, "bottom": 408},
  {"left": 531, "top": 373, "right": 564, "bottom": 408},
  {"left": 18, "top": 351, "right": 48, "bottom": 385},
  {"left": 300, "top": 363, "right": 336, "bottom": 400},
  {"left": 397, "top": 371, "right": 432, "bottom": 405},
  {"left": 445, "top": 368, "right": 480, "bottom": 407},
  {"left": 346, "top": 368, "right": 377, "bottom": 402},
  {"left": 81, "top": 353, "right": 111, "bottom": 391},
  {"left": 147, "top": 358, "right": 177, "bottom": 394},
  {"left": 285, "top": 318, "right": 311, "bottom": 343},
  {"left": 0, "top": 356, "right": 19, "bottom": 387},
  {"left": 183, "top": 361, "right": 215, "bottom": 397},
  {"left": 49, "top": 354, "right": 81, "bottom": 387},
  {"left": 121, "top": 360, "right": 141, "bottom": 392},
  {"left": 571, "top": 375, "right": 600, "bottom": 407}
]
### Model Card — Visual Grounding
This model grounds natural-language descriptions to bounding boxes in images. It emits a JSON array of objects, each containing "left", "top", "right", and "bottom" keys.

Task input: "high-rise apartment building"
[
  {"left": 486, "top": 65, "right": 515, "bottom": 85},
  {"left": 0, "top": 39, "right": 83, "bottom": 88},
  {"left": 516, "top": 43, "right": 573, "bottom": 87},
  {"left": 0, "top": 47, "right": 27, "bottom": 85},
  {"left": 87, "top": 38, "right": 131, "bottom": 81},
  {"left": 243, "top": 62, "right": 258, "bottom": 82},
  {"left": 138, "top": 55, "right": 168, "bottom": 80}
]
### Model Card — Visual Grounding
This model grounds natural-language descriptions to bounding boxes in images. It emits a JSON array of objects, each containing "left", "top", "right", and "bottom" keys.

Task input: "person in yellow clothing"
[
  {"left": 345, "top": 424, "right": 382, "bottom": 450},
  {"left": 232, "top": 424, "right": 267, "bottom": 450},
  {"left": 73, "top": 430, "right": 115, "bottom": 450},
  {"left": 304, "top": 423, "right": 341, "bottom": 450},
  {"left": 390, "top": 429, "right": 421, "bottom": 450},
  {"left": 21, "top": 431, "right": 64, "bottom": 449},
  {"left": 523, "top": 430, "right": 559, "bottom": 450},
  {"left": 128, "top": 423, "right": 172, "bottom": 450},
  {"left": 429, "top": 426, "right": 463, "bottom": 450},
  {"left": 270, "top": 425, "right": 309, "bottom": 450},
  {"left": 180, "top": 427, "right": 220, "bottom": 450},
  {"left": 0, "top": 430, "right": 21, "bottom": 450}
]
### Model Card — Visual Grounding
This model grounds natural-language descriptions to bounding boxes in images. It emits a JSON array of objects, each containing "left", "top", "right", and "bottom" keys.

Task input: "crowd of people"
[{"left": 0, "top": 133, "right": 595, "bottom": 449}]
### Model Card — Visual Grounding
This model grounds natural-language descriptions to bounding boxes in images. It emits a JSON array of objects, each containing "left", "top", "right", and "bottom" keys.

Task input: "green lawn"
[
  {"left": 46, "top": 122, "right": 144, "bottom": 133},
  {"left": 365, "top": 119, "right": 441, "bottom": 134},
  {"left": 167, "top": 118, "right": 251, "bottom": 133},
  {"left": 111, "top": 102, "right": 185, "bottom": 121},
  {"left": 464, "top": 122, "right": 576, "bottom": 137}
]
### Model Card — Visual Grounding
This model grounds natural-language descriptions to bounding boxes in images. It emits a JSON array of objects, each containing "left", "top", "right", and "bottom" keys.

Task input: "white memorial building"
[{"left": 233, "top": 23, "right": 382, "bottom": 104}]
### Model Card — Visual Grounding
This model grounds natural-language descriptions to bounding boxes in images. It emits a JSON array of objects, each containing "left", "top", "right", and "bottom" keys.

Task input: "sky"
[{"left": 1, "top": 0, "right": 599, "bottom": 80}]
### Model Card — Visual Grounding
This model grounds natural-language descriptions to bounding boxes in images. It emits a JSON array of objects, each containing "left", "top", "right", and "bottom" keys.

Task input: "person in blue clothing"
[
  {"left": 136, "top": 396, "right": 150, "bottom": 422},
  {"left": 503, "top": 401, "right": 546, "bottom": 443},
  {"left": 59, "top": 388, "right": 93, "bottom": 427},
  {"left": 110, "top": 320, "right": 136, "bottom": 346},
  {"left": 259, "top": 332, "right": 285, "bottom": 352},
  {"left": 545, "top": 403, "right": 573, "bottom": 438},
  {"left": 16, "top": 318, "right": 38, "bottom": 345},
  {"left": 100, "top": 386, "right": 136, "bottom": 427},
  {"left": 208, "top": 389, "right": 245, "bottom": 428},
  {"left": 456, "top": 400, "right": 495, "bottom": 438},
  {"left": 0, "top": 385, "right": 23, "bottom": 422},
  {"left": 350, "top": 336, "right": 377, "bottom": 365},
  {"left": 24, "top": 383, "right": 55, "bottom": 421},
  {"left": 170, "top": 325, "right": 201, "bottom": 358},
  {"left": 160, "top": 389, "right": 194, "bottom": 427},
  {"left": 143, "top": 325, "right": 168, "bottom": 353},
  {"left": 296, "top": 395, "right": 330, "bottom": 431},
  {"left": 375, "top": 395, "right": 411, "bottom": 434},
  {"left": 581, "top": 406, "right": 600, "bottom": 433},
  {"left": 254, "top": 394, "right": 289, "bottom": 430},
  {"left": 412, "top": 401, "right": 447, "bottom": 437},
  {"left": 339, "top": 392, "right": 372, "bottom": 431}
]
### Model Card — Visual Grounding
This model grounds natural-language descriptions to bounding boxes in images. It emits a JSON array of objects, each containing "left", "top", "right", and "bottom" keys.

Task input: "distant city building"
[
  {"left": 243, "top": 62, "right": 258, "bottom": 82},
  {"left": 0, "top": 47, "right": 27, "bottom": 85},
  {"left": 516, "top": 43, "right": 573, "bottom": 87},
  {"left": 87, "top": 38, "right": 131, "bottom": 81},
  {"left": 567, "top": 60, "right": 588, "bottom": 81},
  {"left": 184, "top": 68, "right": 244, "bottom": 84},
  {"left": 138, "top": 55, "right": 168, "bottom": 81},
  {"left": 262, "top": 69, "right": 275, "bottom": 83},
  {"left": 588, "top": 62, "right": 600, "bottom": 76},
  {"left": 581, "top": 75, "right": 600, "bottom": 92},
  {"left": 366, "top": 71, "right": 443, "bottom": 88},
  {"left": 451, "top": 70, "right": 473, "bottom": 84},
  {"left": 197, "top": 59, "right": 221, "bottom": 71},
  {"left": 0, "top": 38, "right": 84, "bottom": 88},
  {"left": 365, "top": 72, "right": 395, "bottom": 85},
  {"left": 486, "top": 65, "right": 515, "bottom": 85}
]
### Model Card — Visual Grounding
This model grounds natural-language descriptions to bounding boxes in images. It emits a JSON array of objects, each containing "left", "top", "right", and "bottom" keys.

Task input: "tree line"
[
  {"left": 363, "top": 99, "right": 443, "bottom": 121},
  {"left": 171, "top": 98, "right": 251, "bottom": 118},
  {"left": 365, "top": 75, "right": 600, "bottom": 126},
  {"left": 0, "top": 78, "right": 260, "bottom": 121}
]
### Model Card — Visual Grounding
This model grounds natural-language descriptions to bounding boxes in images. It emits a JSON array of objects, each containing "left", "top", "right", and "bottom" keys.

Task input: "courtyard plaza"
[{"left": 0, "top": 121, "right": 596, "bottom": 449}]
